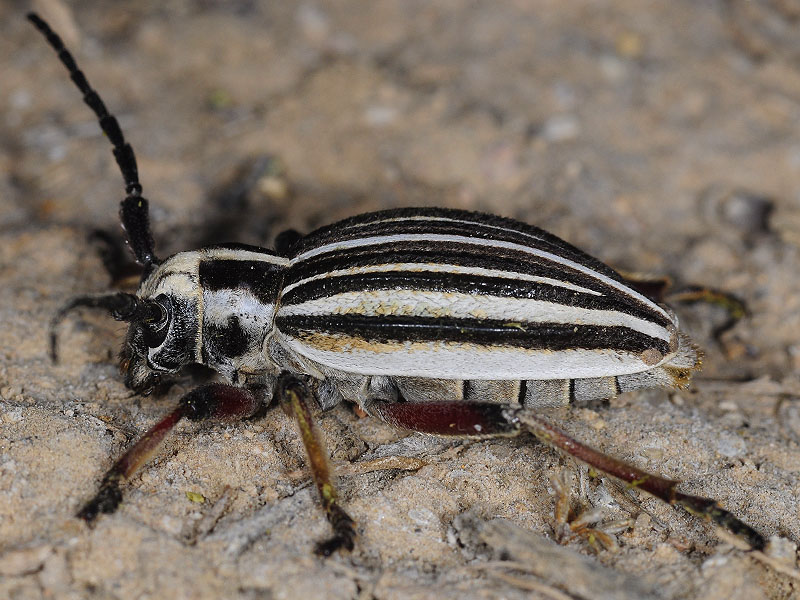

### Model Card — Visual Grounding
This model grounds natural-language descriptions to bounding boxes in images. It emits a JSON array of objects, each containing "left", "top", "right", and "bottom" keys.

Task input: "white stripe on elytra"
[
  {"left": 277, "top": 289, "right": 671, "bottom": 342},
  {"left": 276, "top": 332, "right": 662, "bottom": 379},
  {"left": 281, "top": 262, "right": 603, "bottom": 297},
  {"left": 341, "top": 214, "right": 555, "bottom": 245},
  {"left": 291, "top": 233, "right": 672, "bottom": 322}
]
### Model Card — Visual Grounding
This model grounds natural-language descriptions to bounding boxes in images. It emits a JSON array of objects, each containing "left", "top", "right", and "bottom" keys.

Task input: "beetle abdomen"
[{"left": 275, "top": 208, "right": 689, "bottom": 380}]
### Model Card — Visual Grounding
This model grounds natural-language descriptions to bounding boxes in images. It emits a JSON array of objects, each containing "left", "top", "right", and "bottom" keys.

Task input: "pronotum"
[{"left": 28, "top": 12, "right": 765, "bottom": 554}]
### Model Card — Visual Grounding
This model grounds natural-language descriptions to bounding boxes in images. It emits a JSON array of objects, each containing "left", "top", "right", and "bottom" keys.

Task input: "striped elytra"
[{"left": 272, "top": 207, "right": 692, "bottom": 385}]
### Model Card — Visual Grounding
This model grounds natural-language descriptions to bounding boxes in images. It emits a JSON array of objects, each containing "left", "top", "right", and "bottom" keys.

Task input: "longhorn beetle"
[{"left": 28, "top": 12, "right": 765, "bottom": 555}]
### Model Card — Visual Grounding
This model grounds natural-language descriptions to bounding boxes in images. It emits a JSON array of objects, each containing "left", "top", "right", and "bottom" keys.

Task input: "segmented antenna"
[
  {"left": 49, "top": 292, "right": 165, "bottom": 361},
  {"left": 27, "top": 12, "right": 158, "bottom": 270}
]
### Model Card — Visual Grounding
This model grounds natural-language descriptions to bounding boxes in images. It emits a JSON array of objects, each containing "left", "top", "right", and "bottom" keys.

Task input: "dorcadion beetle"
[{"left": 27, "top": 12, "right": 765, "bottom": 555}]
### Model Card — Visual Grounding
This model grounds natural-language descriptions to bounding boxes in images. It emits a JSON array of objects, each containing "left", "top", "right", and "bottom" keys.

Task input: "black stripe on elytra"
[
  {"left": 299, "top": 207, "right": 582, "bottom": 255},
  {"left": 285, "top": 240, "right": 666, "bottom": 323},
  {"left": 287, "top": 240, "right": 611, "bottom": 292},
  {"left": 334, "top": 221, "right": 612, "bottom": 276},
  {"left": 296, "top": 207, "right": 621, "bottom": 281},
  {"left": 280, "top": 271, "right": 667, "bottom": 325},
  {"left": 199, "top": 259, "right": 284, "bottom": 305},
  {"left": 276, "top": 314, "right": 671, "bottom": 355},
  {"left": 287, "top": 241, "right": 673, "bottom": 327}
]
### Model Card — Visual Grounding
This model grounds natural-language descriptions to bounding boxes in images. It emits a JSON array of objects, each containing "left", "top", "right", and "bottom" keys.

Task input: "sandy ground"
[{"left": 2, "top": 1, "right": 800, "bottom": 598}]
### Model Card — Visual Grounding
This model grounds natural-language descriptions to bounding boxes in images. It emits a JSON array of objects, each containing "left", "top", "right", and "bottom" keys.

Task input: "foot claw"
[
  {"left": 315, "top": 505, "right": 356, "bottom": 556},
  {"left": 314, "top": 535, "right": 352, "bottom": 556},
  {"left": 77, "top": 479, "right": 122, "bottom": 523}
]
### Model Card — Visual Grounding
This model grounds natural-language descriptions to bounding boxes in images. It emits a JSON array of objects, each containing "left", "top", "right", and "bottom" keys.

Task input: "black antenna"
[
  {"left": 49, "top": 293, "right": 165, "bottom": 361},
  {"left": 27, "top": 12, "right": 158, "bottom": 270}
]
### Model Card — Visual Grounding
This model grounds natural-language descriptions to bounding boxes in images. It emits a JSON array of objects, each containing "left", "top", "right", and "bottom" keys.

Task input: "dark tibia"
[
  {"left": 78, "top": 384, "right": 261, "bottom": 523},
  {"left": 672, "top": 492, "right": 765, "bottom": 550},
  {"left": 619, "top": 272, "right": 747, "bottom": 340},
  {"left": 519, "top": 413, "right": 766, "bottom": 550},
  {"left": 193, "top": 155, "right": 283, "bottom": 249},
  {"left": 315, "top": 504, "right": 357, "bottom": 557},
  {"left": 78, "top": 406, "right": 183, "bottom": 522},
  {"left": 276, "top": 374, "right": 356, "bottom": 555}
]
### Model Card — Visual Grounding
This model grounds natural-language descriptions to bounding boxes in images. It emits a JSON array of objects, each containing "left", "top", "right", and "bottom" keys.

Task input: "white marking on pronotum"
[
  {"left": 203, "top": 288, "right": 275, "bottom": 328},
  {"left": 291, "top": 233, "right": 673, "bottom": 322},
  {"left": 201, "top": 248, "right": 289, "bottom": 266}
]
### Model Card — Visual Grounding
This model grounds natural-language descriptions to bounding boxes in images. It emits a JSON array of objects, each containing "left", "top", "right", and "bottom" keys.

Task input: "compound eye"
[
  {"left": 150, "top": 294, "right": 170, "bottom": 330},
  {"left": 142, "top": 294, "right": 172, "bottom": 348}
]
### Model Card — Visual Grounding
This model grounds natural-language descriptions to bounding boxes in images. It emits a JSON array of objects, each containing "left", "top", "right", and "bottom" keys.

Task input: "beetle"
[{"left": 28, "top": 12, "right": 765, "bottom": 555}]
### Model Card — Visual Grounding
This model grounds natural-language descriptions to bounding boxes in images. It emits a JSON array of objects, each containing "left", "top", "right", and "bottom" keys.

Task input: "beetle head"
[
  {"left": 51, "top": 254, "right": 201, "bottom": 395},
  {"left": 120, "top": 254, "right": 201, "bottom": 394}
]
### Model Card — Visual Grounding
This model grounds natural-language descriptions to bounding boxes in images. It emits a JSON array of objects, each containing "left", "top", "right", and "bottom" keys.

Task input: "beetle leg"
[
  {"left": 619, "top": 272, "right": 674, "bottom": 303},
  {"left": 620, "top": 270, "right": 748, "bottom": 341},
  {"left": 274, "top": 228, "right": 303, "bottom": 257},
  {"left": 88, "top": 229, "right": 143, "bottom": 287},
  {"left": 665, "top": 285, "right": 748, "bottom": 340},
  {"left": 276, "top": 373, "right": 356, "bottom": 556},
  {"left": 78, "top": 383, "right": 261, "bottom": 523},
  {"left": 365, "top": 399, "right": 521, "bottom": 437},
  {"left": 365, "top": 399, "right": 765, "bottom": 550},
  {"left": 519, "top": 412, "right": 766, "bottom": 550}
]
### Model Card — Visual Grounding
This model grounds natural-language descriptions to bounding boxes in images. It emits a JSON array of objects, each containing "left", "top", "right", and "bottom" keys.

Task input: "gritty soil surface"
[{"left": 2, "top": 1, "right": 800, "bottom": 599}]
